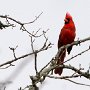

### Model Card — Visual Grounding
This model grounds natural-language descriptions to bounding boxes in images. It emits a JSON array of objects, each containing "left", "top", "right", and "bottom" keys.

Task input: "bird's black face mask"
[{"left": 65, "top": 18, "right": 70, "bottom": 24}]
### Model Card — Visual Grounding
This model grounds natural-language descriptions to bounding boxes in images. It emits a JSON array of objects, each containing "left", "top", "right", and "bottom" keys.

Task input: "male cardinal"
[{"left": 54, "top": 12, "right": 76, "bottom": 75}]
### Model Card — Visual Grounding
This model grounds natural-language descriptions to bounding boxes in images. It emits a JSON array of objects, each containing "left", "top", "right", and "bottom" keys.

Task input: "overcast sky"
[{"left": 0, "top": 0, "right": 90, "bottom": 90}]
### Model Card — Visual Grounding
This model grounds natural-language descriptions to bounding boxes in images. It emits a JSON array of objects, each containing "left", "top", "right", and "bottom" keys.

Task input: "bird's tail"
[{"left": 54, "top": 49, "right": 66, "bottom": 75}]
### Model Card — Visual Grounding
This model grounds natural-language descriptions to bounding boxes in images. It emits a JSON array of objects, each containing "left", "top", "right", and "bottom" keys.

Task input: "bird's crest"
[{"left": 65, "top": 12, "right": 72, "bottom": 19}]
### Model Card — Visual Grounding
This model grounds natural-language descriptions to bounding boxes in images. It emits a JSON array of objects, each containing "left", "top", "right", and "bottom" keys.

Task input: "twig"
[
  {"left": 71, "top": 64, "right": 84, "bottom": 76},
  {"left": 47, "top": 74, "right": 90, "bottom": 87},
  {"left": 0, "top": 12, "right": 43, "bottom": 26},
  {"left": 0, "top": 12, "right": 44, "bottom": 37},
  {"left": 64, "top": 78, "right": 90, "bottom": 87},
  {"left": 9, "top": 45, "right": 18, "bottom": 59},
  {"left": 30, "top": 36, "right": 38, "bottom": 74},
  {"left": 0, "top": 50, "right": 42, "bottom": 68},
  {"left": 64, "top": 47, "right": 90, "bottom": 64},
  {"left": 0, "top": 64, "right": 15, "bottom": 69},
  {"left": 55, "top": 36, "right": 90, "bottom": 59},
  {"left": 23, "top": 12, "right": 43, "bottom": 24},
  {"left": 47, "top": 74, "right": 81, "bottom": 79},
  {"left": 34, "top": 52, "right": 38, "bottom": 74},
  {"left": 0, "top": 39, "right": 52, "bottom": 68},
  {"left": 63, "top": 64, "right": 90, "bottom": 79}
]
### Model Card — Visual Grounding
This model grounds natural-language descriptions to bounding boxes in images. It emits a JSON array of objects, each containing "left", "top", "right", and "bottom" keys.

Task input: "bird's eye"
[
  {"left": 65, "top": 18, "right": 70, "bottom": 24},
  {"left": 66, "top": 18, "right": 70, "bottom": 21}
]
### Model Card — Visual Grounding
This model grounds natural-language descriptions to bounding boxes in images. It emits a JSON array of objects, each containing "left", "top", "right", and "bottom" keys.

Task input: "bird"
[{"left": 54, "top": 12, "right": 76, "bottom": 75}]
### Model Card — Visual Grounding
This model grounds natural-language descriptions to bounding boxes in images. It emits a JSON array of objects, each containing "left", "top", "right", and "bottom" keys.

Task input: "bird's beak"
[{"left": 64, "top": 18, "right": 68, "bottom": 23}]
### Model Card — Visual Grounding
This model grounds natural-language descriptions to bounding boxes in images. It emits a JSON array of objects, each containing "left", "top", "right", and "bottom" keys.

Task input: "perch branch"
[{"left": 28, "top": 36, "right": 90, "bottom": 89}]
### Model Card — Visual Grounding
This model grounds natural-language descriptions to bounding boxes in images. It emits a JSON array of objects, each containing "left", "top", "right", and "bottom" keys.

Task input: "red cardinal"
[{"left": 54, "top": 12, "right": 76, "bottom": 75}]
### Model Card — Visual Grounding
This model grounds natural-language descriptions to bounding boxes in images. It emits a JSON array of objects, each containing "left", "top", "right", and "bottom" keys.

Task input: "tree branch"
[
  {"left": 0, "top": 12, "right": 44, "bottom": 37},
  {"left": 0, "top": 39, "right": 52, "bottom": 68},
  {"left": 27, "top": 36, "right": 90, "bottom": 90},
  {"left": 65, "top": 78, "right": 90, "bottom": 87}
]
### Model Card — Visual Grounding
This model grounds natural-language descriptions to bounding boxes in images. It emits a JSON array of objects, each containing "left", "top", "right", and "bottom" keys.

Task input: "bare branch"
[
  {"left": 0, "top": 12, "right": 44, "bottom": 37},
  {"left": 64, "top": 47, "right": 90, "bottom": 64},
  {"left": 27, "top": 36, "right": 90, "bottom": 89},
  {"left": 34, "top": 52, "right": 38, "bottom": 74},
  {"left": 30, "top": 36, "right": 38, "bottom": 74},
  {"left": 9, "top": 45, "right": 18, "bottom": 59},
  {"left": 0, "top": 12, "right": 43, "bottom": 25},
  {"left": 0, "top": 39, "right": 52, "bottom": 68},
  {"left": 47, "top": 74, "right": 81, "bottom": 79},
  {"left": 55, "top": 36, "right": 90, "bottom": 59},
  {"left": 63, "top": 64, "right": 90, "bottom": 79},
  {"left": 0, "top": 64, "right": 15, "bottom": 69},
  {"left": 65, "top": 78, "right": 90, "bottom": 87},
  {"left": 23, "top": 12, "right": 43, "bottom": 24}
]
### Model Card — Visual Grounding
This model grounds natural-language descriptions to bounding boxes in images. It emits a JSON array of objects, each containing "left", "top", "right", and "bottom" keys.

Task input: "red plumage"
[{"left": 54, "top": 12, "right": 76, "bottom": 75}]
